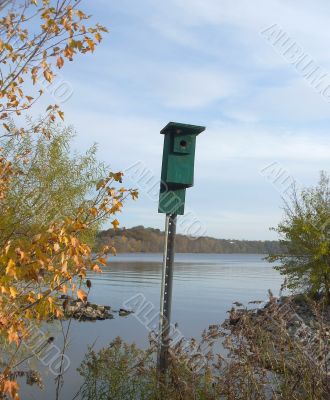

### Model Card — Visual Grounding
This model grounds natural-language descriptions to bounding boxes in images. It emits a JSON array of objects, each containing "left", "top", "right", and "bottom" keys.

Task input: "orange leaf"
[
  {"left": 89, "top": 207, "right": 98, "bottom": 217},
  {"left": 98, "top": 257, "right": 107, "bottom": 266},
  {"left": 56, "top": 56, "right": 64, "bottom": 69},
  {"left": 92, "top": 264, "right": 102, "bottom": 273},
  {"left": 111, "top": 219, "right": 120, "bottom": 229},
  {"left": 77, "top": 288, "right": 87, "bottom": 303},
  {"left": 3, "top": 380, "right": 19, "bottom": 399}
]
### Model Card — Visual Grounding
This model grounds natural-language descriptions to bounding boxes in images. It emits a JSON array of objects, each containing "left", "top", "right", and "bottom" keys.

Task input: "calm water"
[{"left": 22, "top": 253, "right": 283, "bottom": 399}]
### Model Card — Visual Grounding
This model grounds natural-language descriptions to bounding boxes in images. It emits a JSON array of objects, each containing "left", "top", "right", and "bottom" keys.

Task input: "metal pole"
[{"left": 157, "top": 213, "right": 177, "bottom": 375}]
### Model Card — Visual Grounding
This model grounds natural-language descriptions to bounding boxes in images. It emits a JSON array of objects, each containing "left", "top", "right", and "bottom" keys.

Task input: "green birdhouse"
[{"left": 158, "top": 122, "right": 205, "bottom": 215}]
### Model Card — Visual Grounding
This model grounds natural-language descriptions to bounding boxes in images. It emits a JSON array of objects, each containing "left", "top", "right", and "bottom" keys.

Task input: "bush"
[{"left": 268, "top": 172, "right": 330, "bottom": 303}]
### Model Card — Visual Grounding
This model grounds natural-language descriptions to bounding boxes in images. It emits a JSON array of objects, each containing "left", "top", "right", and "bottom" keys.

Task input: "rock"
[
  {"left": 223, "top": 293, "right": 330, "bottom": 367},
  {"left": 119, "top": 308, "right": 133, "bottom": 317},
  {"left": 58, "top": 296, "right": 133, "bottom": 322}
]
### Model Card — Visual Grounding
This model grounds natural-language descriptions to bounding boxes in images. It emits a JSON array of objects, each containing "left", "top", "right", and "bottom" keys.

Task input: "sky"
[{"left": 37, "top": 0, "right": 330, "bottom": 240}]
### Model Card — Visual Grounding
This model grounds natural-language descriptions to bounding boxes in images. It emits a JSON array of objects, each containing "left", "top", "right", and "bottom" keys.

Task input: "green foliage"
[
  {"left": 268, "top": 172, "right": 330, "bottom": 301},
  {"left": 0, "top": 119, "right": 107, "bottom": 249},
  {"left": 77, "top": 338, "right": 157, "bottom": 400}
]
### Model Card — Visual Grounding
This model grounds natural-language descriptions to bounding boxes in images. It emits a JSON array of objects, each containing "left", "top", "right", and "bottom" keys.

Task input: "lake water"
[{"left": 22, "top": 253, "right": 284, "bottom": 399}]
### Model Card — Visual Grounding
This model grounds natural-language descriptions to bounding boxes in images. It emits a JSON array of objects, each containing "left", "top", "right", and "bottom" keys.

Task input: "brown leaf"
[{"left": 56, "top": 56, "right": 64, "bottom": 69}]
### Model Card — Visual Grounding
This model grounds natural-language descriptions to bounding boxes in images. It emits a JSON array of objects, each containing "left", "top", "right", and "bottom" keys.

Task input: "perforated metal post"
[
  {"left": 157, "top": 213, "right": 177, "bottom": 374},
  {"left": 157, "top": 122, "right": 205, "bottom": 376}
]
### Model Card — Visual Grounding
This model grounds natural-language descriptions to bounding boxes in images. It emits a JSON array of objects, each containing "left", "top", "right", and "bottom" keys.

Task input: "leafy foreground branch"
[
  {"left": 77, "top": 295, "right": 330, "bottom": 400},
  {"left": 0, "top": 122, "right": 138, "bottom": 398}
]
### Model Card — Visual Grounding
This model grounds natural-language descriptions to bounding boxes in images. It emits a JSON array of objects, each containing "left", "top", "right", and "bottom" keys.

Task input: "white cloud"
[
  {"left": 199, "top": 122, "right": 330, "bottom": 162},
  {"left": 148, "top": 0, "right": 330, "bottom": 72},
  {"left": 222, "top": 78, "right": 330, "bottom": 123},
  {"left": 156, "top": 67, "right": 240, "bottom": 108}
]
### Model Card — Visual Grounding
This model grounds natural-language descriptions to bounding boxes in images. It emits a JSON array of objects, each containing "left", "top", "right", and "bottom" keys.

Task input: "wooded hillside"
[{"left": 96, "top": 226, "right": 283, "bottom": 254}]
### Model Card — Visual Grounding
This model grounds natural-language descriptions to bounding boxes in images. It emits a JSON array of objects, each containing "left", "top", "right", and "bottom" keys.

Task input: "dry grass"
[{"left": 76, "top": 295, "right": 330, "bottom": 400}]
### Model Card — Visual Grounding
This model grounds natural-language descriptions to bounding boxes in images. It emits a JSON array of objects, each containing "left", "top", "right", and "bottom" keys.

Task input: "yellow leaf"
[
  {"left": 1, "top": 286, "right": 8, "bottom": 294},
  {"left": 111, "top": 172, "right": 123, "bottom": 182},
  {"left": 57, "top": 110, "right": 64, "bottom": 121},
  {"left": 111, "top": 219, "right": 120, "bottom": 229},
  {"left": 94, "top": 32, "right": 102, "bottom": 42},
  {"left": 85, "top": 37, "right": 95, "bottom": 52},
  {"left": 9, "top": 286, "right": 18, "bottom": 298},
  {"left": 76, "top": 10, "right": 86, "bottom": 19},
  {"left": 61, "top": 260, "right": 68, "bottom": 273},
  {"left": 43, "top": 69, "right": 53, "bottom": 83},
  {"left": 6, "top": 259, "right": 16, "bottom": 278},
  {"left": 71, "top": 237, "right": 79, "bottom": 248},
  {"left": 6, "top": 259, "right": 15, "bottom": 274},
  {"left": 73, "top": 254, "right": 80, "bottom": 266}
]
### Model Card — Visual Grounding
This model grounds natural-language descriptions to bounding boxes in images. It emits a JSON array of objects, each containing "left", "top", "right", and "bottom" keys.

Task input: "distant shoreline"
[
  {"left": 96, "top": 226, "right": 283, "bottom": 255},
  {"left": 112, "top": 251, "right": 270, "bottom": 255}
]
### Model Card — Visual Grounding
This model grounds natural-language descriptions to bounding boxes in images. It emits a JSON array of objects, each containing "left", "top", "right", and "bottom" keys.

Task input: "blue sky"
[{"left": 39, "top": 0, "right": 330, "bottom": 240}]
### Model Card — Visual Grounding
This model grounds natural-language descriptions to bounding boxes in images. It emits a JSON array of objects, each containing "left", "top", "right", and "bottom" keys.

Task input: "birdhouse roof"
[{"left": 160, "top": 122, "right": 205, "bottom": 136}]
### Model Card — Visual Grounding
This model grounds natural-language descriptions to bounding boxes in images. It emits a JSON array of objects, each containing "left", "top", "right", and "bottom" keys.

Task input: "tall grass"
[{"left": 76, "top": 296, "right": 330, "bottom": 400}]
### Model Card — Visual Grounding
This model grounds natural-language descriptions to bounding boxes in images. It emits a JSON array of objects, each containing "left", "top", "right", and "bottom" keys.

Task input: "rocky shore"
[
  {"left": 57, "top": 295, "right": 133, "bottom": 321},
  {"left": 224, "top": 294, "right": 330, "bottom": 360}
]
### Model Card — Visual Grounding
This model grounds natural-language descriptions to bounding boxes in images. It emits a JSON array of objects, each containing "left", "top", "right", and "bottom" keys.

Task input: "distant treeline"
[{"left": 96, "top": 226, "right": 283, "bottom": 254}]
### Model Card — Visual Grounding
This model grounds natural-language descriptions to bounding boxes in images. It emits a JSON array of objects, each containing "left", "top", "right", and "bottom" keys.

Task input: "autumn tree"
[
  {"left": 268, "top": 172, "right": 330, "bottom": 303},
  {"left": 0, "top": 1, "right": 138, "bottom": 398},
  {"left": 0, "top": 0, "right": 107, "bottom": 125}
]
